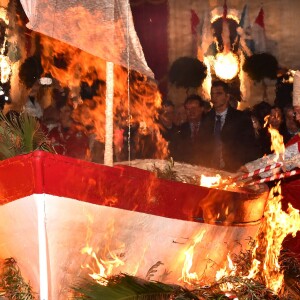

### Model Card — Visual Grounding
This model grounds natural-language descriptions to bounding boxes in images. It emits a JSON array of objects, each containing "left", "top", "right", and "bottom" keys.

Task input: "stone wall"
[{"left": 167, "top": 0, "right": 300, "bottom": 108}]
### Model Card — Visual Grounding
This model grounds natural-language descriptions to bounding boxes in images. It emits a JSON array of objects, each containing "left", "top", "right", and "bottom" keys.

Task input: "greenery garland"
[
  {"left": 169, "top": 57, "right": 207, "bottom": 89},
  {"left": 242, "top": 53, "right": 278, "bottom": 82},
  {"left": 0, "top": 258, "right": 36, "bottom": 300}
]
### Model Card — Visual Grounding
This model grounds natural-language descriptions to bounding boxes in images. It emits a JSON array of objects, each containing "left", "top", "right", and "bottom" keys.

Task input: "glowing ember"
[
  {"left": 214, "top": 52, "right": 239, "bottom": 80},
  {"left": 200, "top": 174, "right": 221, "bottom": 188},
  {"left": 179, "top": 230, "right": 206, "bottom": 285}
]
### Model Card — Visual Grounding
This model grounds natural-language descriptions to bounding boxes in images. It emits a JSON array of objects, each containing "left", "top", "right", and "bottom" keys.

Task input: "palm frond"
[
  {"left": 73, "top": 273, "right": 182, "bottom": 300},
  {"left": 0, "top": 111, "right": 55, "bottom": 159}
]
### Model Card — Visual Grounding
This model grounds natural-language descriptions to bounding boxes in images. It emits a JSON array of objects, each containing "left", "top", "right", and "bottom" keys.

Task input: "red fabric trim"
[{"left": 0, "top": 151, "right": 266, "bottom": 225}]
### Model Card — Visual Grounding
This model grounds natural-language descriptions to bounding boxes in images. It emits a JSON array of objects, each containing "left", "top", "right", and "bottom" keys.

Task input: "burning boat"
[{"left": 0, "top": 150, "right": 269, "bottom": 299}]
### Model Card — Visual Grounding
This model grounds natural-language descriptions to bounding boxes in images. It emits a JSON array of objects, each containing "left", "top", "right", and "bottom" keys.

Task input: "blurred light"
[{"left": 214, "top": 52, "right": 239, "bottom": 80}]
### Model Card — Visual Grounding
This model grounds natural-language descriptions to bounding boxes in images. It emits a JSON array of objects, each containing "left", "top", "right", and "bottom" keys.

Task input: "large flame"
[
  {"left": 38, "top": 35, "right": 168, "bottom": 159},
  {"left": 247, "top": 182, "right": 300, "bottom": 292},
  {"left": 213, "top": 181, "right": 300, "bottom": 294},
  {"left": 179, "top": 230, "right": 206, "bottom": 285},
  {"left": 214, "top": 52, "right": 239, "bottom": 81}
]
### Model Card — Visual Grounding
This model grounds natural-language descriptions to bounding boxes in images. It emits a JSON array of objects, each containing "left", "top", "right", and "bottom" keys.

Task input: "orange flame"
[
  {"left": 214, "top": 181, "right": 300, "bottom": 294},
  {"left": 38, "top": 35, "right": 168, "bottom": 159},
  {"left": 81, "top": 218, "right": 126, "bottom": 286},
  {"left": 179, "top": 230, "right": 206, "bottom": 285},
  {"left": 264, "top": 115, "right": 285, "bottom": 160},
  {"left": 269, "top": 126, "right": 285, "bottom": 161},
  {"left": 247, "top": 182, "right": 300, "bottom": 293},
  {"left": 215, "top": 253, "right": 236, "bottom": 291},
  {"left": 81, "top": 245, "right": 125, "bottom": 286}
]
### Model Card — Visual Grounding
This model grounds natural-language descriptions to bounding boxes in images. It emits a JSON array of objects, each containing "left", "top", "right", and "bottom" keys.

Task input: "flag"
[
  {"left": 252, "top": 7, "right": 267, "bottom": 53},
  {"left": 191, "top": 9, "right": 200, "bottom": 35},
  {"left": 191, "top": 9, "right": 200, "bottom": 57},
  {"left": 236, "top": 4, "right": 255, "bottom": 57},
  {"left": 201, "top": 10, "right": 215, "bottom": 57}
]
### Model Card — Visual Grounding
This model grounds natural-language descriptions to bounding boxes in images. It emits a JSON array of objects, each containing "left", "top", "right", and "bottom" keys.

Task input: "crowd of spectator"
[{"left": 7, "top": 79, "right": 299, "bottom": 173}]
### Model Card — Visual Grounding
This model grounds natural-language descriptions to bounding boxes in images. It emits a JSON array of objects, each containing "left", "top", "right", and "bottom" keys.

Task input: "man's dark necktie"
[
  {"left": 214, "top": 115, "right": 222, "bottom": 137},
  {"left": 212, "top": 115, "right": 222, "bottom": 168}
]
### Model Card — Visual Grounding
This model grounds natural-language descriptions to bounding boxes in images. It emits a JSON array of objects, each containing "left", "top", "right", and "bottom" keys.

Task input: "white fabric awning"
[{"left": 20, "top": 0, "right": 154, "bottom": 78}]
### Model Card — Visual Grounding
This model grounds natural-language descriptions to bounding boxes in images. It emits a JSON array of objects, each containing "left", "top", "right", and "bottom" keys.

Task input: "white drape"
[{"left": 19, "top": 0, "right": 153, "bottom": 78}]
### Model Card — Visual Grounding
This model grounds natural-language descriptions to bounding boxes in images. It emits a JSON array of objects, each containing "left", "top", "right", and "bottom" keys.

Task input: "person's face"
[
  {"left": 159, "top": 105, "right": 175, "bottom": 127},
  {"left": 285, "top": 109, "right": 299, "bottom": 133},
  {"left": 184, "top": 100, "right": 204, "bottom": 123},
  {"left": 268, "top": 108, "right": 283, "bottom": 129},
  {"left": 251, "top": 115, "right": 261, "bottom": 131},
  {"left": 211, "top": 86, "right": 230, "bottom": 113},
  {"left": 294, "top": 106, "right": 300, "bottom": 123},
  {"left": 60, "top": 106, "right": 73, "bottom": 128}
]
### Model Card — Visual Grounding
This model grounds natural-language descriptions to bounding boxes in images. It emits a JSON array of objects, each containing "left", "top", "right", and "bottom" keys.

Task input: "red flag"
[
  {"left": 191, "top": 9, "right": 200, "bottom": 35},
  {"left": 255, "top": 7, "right": 265, "bottom": 28},
  {"left": 252, "top": 7, "right": 267, "bottom": 53}
]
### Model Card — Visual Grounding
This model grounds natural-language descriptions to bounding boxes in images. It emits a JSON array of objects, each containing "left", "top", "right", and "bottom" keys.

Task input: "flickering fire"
[
  {"left": 179, "top": 230, "right": 206, "bottom": 285},
  {"left": 214, "top": 52, "right": 239, "bottom": 80},
  {"left": 264, "top": 115, "right": 285, "bottom": 160},
  {"left": 81, "top": 245, "right": 125, "bottom": 286},
  {"left": 268, "top": 126, "right": 285, "bottom": 161},
  {"left": 39, "top": 35, "right": 168, "bottom": 159},
  {"left": 212, "top": 181, "right": 300, "bottom": 294},
  {"left": 215, "top": 253, "right": 235, "bottom": 291},
  {"left": 247, "top": 182, "right": 300, "bottom": 293}
]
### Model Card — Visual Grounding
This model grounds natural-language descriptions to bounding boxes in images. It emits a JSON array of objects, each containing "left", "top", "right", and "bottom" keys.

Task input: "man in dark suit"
[
  {"left": 174, "top": 94, "right": 207, "bottom": 164},
  {"left": 199, "top": 80, "right": 259, "bottom": 172}
]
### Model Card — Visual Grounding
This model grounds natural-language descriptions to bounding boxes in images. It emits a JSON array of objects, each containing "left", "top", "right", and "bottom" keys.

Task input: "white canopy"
[{"left": 19, "top": 0, "right": 154, "bottom": 78}]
